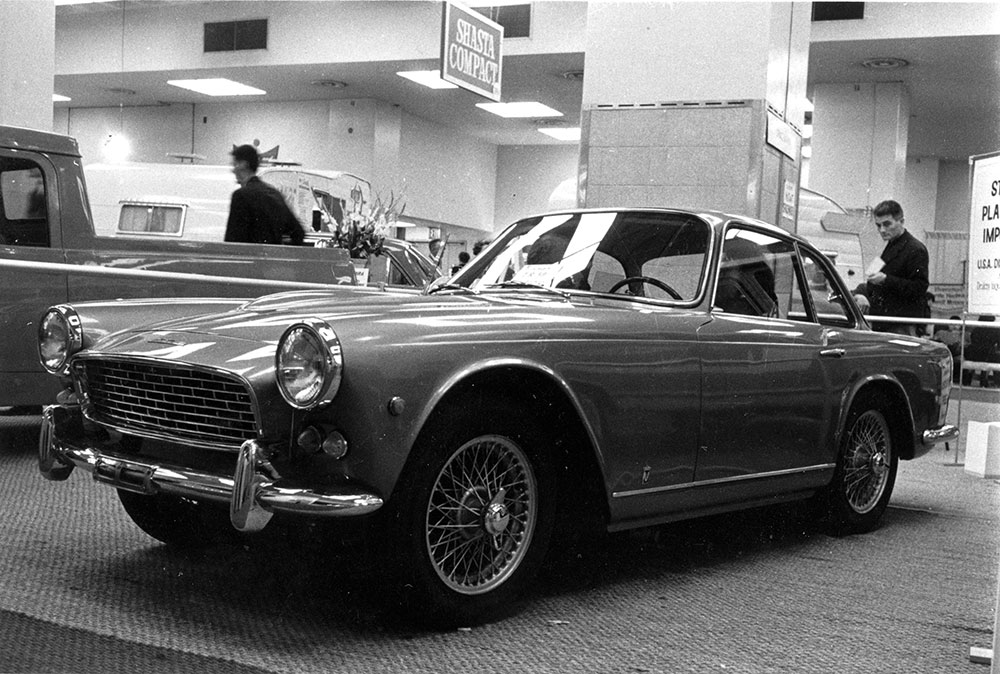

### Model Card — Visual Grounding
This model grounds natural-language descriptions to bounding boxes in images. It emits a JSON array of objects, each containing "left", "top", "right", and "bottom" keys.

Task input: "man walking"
[
  {"left": 852, "top": 200, "right": 929, "bottom": 336},
  {"left": 224, "top": 144, "right": 304, "bottom": 245}
]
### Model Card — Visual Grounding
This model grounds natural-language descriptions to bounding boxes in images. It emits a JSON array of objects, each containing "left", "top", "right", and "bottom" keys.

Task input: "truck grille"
[{"left": 76, "top": 358, "right": 257, "bottom": 448}]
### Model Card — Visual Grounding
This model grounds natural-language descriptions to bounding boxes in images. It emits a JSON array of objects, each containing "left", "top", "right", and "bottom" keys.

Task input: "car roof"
[{"left": 0, "top": 125, "right": 81, "bottom": 157}]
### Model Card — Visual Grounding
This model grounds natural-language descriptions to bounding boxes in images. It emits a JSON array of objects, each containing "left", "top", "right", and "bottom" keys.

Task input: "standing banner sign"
[
  {"left": 441, "top": 1, "right": 503, "bottom": 102},
  {"left": 968, "top": 151, "right": 1000, "bottom": 314}
]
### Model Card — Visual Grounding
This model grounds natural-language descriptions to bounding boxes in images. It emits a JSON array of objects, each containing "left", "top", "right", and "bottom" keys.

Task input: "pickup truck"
[{"left": 0, "top": 125, "right": 435, "bottom": 409}]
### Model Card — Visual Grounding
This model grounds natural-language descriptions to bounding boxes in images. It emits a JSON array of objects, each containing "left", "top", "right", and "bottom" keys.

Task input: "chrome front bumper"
[{"left": 39, "top": 405, "right": 383, "bottom": 533}]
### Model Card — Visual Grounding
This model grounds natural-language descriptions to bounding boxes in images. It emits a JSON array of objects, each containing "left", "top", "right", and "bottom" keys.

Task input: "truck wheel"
[
  {"left": 383, "top": 400, "right": 556, "bottom": 628},
  {"left": 117, "top": 489, "right": 240, "bottom": 549},
  {"left": 825, "top": 396, "right": 898, "bottom": 535}
]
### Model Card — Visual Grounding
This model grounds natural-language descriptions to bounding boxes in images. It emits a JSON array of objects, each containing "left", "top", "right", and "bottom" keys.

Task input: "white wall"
[
  {"left": 902, "top": 157, "right": 939, "bottom": 240},
  {"left": 494, "top": 145, "right": 579, "bottom": 229},
  {"left": 63, "top": 99, "right": 500, "bottom": 232},
  {"left": 398, "top": 112, "right": 497, "bottom": 232},
  {"left": 935, "top": 160, "right": 972, "bottom": 233}
]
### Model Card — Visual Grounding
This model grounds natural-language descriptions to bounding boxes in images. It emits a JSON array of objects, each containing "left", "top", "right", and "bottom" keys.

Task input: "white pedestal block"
[{"left": 964, "top": 421, "right": 1000, "bottom": 479}]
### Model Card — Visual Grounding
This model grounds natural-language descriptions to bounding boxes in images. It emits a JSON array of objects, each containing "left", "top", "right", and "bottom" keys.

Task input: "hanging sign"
[
  {"left": 967, "top": 151, "right": 1000, "bottom": 314},
  {"left": 441, "top": 1, "right": 503, "bottom": 102}
]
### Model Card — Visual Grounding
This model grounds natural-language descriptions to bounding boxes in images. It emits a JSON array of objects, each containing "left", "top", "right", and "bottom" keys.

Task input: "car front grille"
[{"left": 76, "top": 358, "right": 257, "bottom": 448}]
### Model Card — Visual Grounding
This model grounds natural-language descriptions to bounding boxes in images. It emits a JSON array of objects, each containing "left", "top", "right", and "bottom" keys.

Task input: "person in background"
[
  {"left": 852, "top": 200, "right": 928, "bottom": 336},
  {"left": 225, "top": 144, "right": 304, "bottom": 245},
  {"left": 451, "top": 251, "right": 470, "bottom": 275}
]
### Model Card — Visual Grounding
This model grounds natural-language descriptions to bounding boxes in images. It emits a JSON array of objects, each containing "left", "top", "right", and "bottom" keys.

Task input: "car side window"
[
  {"left": 0, "top": 157, "right": 51, "bottom": 247},
  {"left": 797, "top": 248, "right": 854, "bottom": 327},
  {"left": 715, "top": 229, "right": 796, "bottom": 319}
]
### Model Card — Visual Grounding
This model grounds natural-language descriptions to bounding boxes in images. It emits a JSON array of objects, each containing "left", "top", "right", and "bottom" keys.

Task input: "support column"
[
  {"left": 808, "top": 82, "right": 911, "bottom": 211},
  {"left": 578, "top": 2, "right": 811, "bottom": 231},
  {"left": 0, "top": 0, "right": 55, "bottom": 129}
]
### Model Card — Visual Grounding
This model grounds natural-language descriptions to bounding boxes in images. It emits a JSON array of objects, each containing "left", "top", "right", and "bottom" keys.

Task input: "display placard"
[
  {"left": 441, "top": 1, "right": 503, "bottom": 102},
  {"left": 968, "top": 151, "right": 1000, "bottom": 314}
]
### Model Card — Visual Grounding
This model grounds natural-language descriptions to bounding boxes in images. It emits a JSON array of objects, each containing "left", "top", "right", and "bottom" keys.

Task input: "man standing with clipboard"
[{"left": 852, "top": 199, "right": 930, "bottom": 336}]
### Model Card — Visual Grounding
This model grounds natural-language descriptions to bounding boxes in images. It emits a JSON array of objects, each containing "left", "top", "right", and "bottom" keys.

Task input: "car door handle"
[{"left": 819, "top": 348, "right": 846, "bottom": 358}]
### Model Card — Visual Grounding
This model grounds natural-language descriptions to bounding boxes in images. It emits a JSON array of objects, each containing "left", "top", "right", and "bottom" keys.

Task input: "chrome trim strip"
[
  {"left": 612, "top": 463, "right": 836, "bottom": 499},
  {"left": 922, "top": 424, "right": 958, "bottom": 447},
  {"left": 0, "top": 257, "right": 336, "bottom": 290}
]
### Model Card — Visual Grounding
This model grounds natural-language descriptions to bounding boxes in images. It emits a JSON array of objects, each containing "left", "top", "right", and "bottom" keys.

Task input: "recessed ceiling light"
[
  {"left": 397, "top": 70, "right": 458, "bottom": 90},
  {"left": 861, "top": 57, "right": 909, "bottom": 70},
  {"left": 167, "top": 78, "right": 266, "bottom": 96},
  {"left": 311, "top": 80, "right": 348, "bottom": 89},
  {"left": 538, "top": 127, "right": 581, "bottom": 141},
  {"left": 476, "top": 101, "right": 563, "bottom": 118},
  {"left": 52, "top": 94, "right": 71, "bottom": 102}
]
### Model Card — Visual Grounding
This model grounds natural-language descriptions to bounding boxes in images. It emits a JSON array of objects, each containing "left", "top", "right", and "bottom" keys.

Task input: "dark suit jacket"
[
  {"left": 224, "top": 176, "right": 304, "bottom": 245},
  {"left": 855, "top": 229, "right": 929, "bottom": 320}
]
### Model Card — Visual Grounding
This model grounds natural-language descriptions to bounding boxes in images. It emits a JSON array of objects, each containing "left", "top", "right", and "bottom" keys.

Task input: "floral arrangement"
[{"left": 334, "top": 191, "right": 405, "bottom": 259}]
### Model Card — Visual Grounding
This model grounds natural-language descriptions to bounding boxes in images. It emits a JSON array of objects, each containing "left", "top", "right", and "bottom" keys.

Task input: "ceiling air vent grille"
[
  {"left": 204, "top": 19, "right": 268, "bottom": 53},
  {"left": 812, "top": 3, "right": 864, "bottom": 22}
]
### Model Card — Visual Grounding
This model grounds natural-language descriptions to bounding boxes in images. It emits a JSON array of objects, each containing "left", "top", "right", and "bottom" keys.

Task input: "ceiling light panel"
[
  {"left": 397, "top": 70, "right": 458, "bottom": 90},
  {"left": 167, "top": 78, "right": 266, "bottom": 96},
  {"left": 476, "top": 101, "right": 562, "bottom": 118},
  {"left": 538, "top": 127, "right": 581, "bottom": 141}
]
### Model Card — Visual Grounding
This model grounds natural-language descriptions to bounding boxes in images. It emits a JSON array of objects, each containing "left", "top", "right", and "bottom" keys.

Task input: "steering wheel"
[{"left": 608, "top": 276, "right": 682, "bottom": 299}]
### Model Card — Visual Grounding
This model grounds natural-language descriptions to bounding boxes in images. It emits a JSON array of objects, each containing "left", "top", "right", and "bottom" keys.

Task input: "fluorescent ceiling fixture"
[
  {"left": 538, "top": 127, "right": 580, "bottom": 141},
  {"left": 801, "top": 145, "right": 812, "bottom": 159},
  {"left": 52, "top": 94, "right": 71, "bottom": 102},
  {"left": 477, "top": 101, "right": 563, "bottom": 118},
  {"left": 167, "top": 78, "right": 265, "bottom": 97},
  {"left": 397, "top": 70, "right": 458, "bottom": 90},
  {"left": 802, "top": 124, "right": 813, "bottom": 140}
]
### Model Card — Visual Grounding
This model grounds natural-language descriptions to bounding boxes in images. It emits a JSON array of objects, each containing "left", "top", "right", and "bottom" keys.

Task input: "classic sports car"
[{"left": 38, "top": 208, "right": 958, "bottom": 626}]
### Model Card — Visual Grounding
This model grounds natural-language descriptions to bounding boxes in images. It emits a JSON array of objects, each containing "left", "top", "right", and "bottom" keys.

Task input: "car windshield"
[{"left": 448, "top": 211, "right": 711, "bottom": 302}]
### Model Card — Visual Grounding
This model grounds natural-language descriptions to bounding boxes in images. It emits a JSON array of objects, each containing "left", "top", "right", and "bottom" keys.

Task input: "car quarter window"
[{"left": 0, "top": 156, "right": 51, "bottom": 247}]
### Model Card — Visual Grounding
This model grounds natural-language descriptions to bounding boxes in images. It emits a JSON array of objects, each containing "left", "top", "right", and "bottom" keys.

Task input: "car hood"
[{"left": 82, "top": 287, "right": 668, "bottom": 369}]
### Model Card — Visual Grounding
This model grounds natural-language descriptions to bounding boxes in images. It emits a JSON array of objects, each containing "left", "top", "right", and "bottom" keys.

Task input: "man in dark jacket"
[
  {"left": 852, "top": 200, "right": 929, "bottom": 336},
  {"left": 224, "top": 144, "right": 304, "bottom": 245}
]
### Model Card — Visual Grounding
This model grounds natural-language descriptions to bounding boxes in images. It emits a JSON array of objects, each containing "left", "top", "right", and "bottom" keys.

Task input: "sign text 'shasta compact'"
[{"left": 441, "top": 1, "right": 503, "bottom": 102}]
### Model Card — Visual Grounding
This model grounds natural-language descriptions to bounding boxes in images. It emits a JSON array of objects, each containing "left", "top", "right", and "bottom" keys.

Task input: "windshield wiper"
[{"left": 485, "top": 281, "right": 572, "bottom": 301}]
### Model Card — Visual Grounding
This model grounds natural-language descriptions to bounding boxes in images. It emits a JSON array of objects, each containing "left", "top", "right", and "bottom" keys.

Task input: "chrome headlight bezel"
[
  {"left": 38, "top": 305, "right": 83, "bottom": 375},
  {"left": 275, "top": 318, "right": 343, "bottom": 410}
]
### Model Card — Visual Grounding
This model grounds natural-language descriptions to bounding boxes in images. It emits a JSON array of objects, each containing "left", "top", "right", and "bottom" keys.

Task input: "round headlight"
[
  {"left": 276, "top": 319, "right": 343, "bottom": 409},
  {"left": 38, "top": 306, "right": 83, "bottom": 375}
]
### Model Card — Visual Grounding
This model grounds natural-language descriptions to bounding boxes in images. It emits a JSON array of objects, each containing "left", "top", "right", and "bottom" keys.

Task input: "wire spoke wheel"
[
  {"left": 842, "top": 409, "right": 892, "bottom": 515},
  {"left": 425, "top": 434, "right": 538, "bottom": 595}
]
